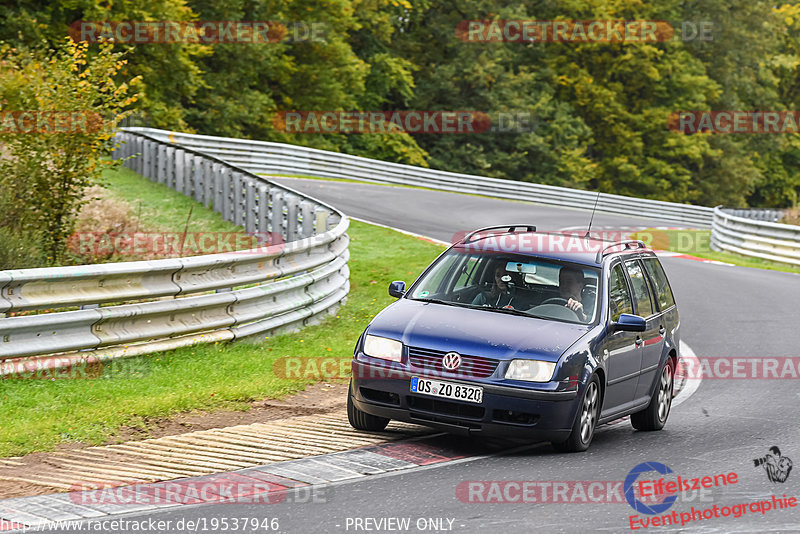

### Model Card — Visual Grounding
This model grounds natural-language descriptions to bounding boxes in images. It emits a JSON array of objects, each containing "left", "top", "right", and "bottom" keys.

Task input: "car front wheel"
[
  {"left": 347, "top": 386, "right": 390, "bottom": 431},
  {"left": 552, "top": 375, "right": 600, "bottom": 453},
  {"left": 631, "top": 357, "right": 674, "bottom": 431}
]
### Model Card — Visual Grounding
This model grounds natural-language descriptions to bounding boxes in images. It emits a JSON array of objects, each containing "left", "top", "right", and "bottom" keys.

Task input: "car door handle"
[
  {"left": 635, "top": 337, "right": 643, "bottom": 347},
  {"left": 659, "top": 326, "right": 665, "bottom": 336}
]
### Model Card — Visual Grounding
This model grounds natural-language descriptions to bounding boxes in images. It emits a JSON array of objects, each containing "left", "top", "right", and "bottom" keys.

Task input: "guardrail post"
[
  {"left": 204, "top": 159, "right": 214, "bottom": 208},
  {"left": 300, "top": 200, "right": 314, "bottom": 238},
  {"left": 174, "top": 148, "right": 185, "bottom": 193},
  {"left": 271, "top": 189, "right": 285, "bottom": 238},
  {"left": 129, "top": 137, "right": 139, "bottom": 173},
  {"left": 148, "top": 140, "right": 158, "bottom": 181},
  {"left": 182, "top": 150, "right": 193, "bottom": 198},
  {"left": 232, "top": 172, "right": 245, "bottom": 227},
  {"left": 192, "top": 156, "right": 204, "bottom": 203},
  {"left": 169, "top": 146, "right": 179, "bottom": 189},
  {"left": 112, "top": 134, "right": 122, "bottom": 160},
  {"left": 286, "top": 194, "right": 300, "bottom": 242},
  {"left": 245, "top": 179, "right": 256, "bottom": 233},
  {"left": 139, "top": 138, "right": 150, "bottom": 180},
  {"left": 314, "top": 208, "right": 329, "bottom": 236},
  {"left": 157, "top": 144, "right": 167, "bottom": 184},
  {"left": 257, "top": 184, "right": 269, "bottom": 234},
  {"left": 212, "top": 164, "right": 224, "bottom": 215}
]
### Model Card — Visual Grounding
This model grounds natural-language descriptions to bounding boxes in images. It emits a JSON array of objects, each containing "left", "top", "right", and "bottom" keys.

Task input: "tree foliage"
[{"left": 2, "top": 0, "right": 800, "bottom": 208}]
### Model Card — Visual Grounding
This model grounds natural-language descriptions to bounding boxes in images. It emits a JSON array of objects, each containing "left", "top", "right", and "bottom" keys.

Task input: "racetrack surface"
[{"left": 39, "top": 179, "right": 800, "bottom": 533}]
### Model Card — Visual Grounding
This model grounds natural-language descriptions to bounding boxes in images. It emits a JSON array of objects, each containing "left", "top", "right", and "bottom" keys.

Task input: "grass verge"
[
  {"left": 631, "top": 228, "right": 799, "bottom": 274},
  {"left": 102, "top": 164, "right": 244, "bottom": 234},
  {"left": 0, "top": 218, "right": 444, "bottom": 457}
]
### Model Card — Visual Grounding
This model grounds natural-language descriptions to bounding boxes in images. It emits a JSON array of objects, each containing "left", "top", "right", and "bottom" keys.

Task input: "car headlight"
[
  {"left": 505, "top": 359, "right": 556, "bottom": 382},
  {"left": 363, "top": 335, "right": 403, "bottom": 362}
]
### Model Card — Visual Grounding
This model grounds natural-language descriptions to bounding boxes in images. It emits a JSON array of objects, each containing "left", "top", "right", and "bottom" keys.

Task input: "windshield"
[{"left": 408, "top": 250, "right": 600, "bottom": 324}]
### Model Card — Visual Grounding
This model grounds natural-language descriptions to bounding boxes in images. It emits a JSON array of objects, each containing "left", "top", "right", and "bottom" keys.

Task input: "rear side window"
[
  {"left": 608, "top": 264, "right": 633, "bottom": 322},
  {"left": 624, "top": 260, "right": 654, "bottom": 317},
  {"left": 642, "top": 258, "right": 675, "bottom": 310}
]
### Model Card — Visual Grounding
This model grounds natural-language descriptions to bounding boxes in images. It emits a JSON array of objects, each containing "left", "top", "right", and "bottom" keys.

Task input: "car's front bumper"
[{"left": 350, "top": 359, "right": 579, "bottom": 441}]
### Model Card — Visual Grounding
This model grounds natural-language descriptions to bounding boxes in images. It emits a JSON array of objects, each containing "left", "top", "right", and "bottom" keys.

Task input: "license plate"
[{"left": 410, "top": 377, "right": 483, "bottom": 404}]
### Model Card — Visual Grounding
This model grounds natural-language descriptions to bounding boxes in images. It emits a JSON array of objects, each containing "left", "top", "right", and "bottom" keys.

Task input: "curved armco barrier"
[
  {"left": 0, "top": 130, "right": 349, "bottom": 366},
  {"left": 711, "top": 206, "right": 800, "bottom": 267},
  {"left": 124, "top": 127, "right": 715, "bottom": 228}
]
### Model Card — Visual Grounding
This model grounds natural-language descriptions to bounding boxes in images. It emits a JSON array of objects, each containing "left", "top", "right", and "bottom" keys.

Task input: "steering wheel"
[{"left": 541, "top": 297, "right": 569, "bottom": 306}]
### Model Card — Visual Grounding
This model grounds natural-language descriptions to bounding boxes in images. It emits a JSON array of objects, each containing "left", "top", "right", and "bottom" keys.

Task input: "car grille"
[
  {"left": 407, "top": 347, "right": 499, "bottom": 378},
  {"left": 408, "top": 396, "right": 485, "bottom": 420}
]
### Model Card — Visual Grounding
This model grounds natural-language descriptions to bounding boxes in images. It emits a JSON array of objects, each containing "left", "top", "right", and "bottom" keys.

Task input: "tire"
[
  {"left": 631, "top": 358, "right": 675, "bottom": 431},
  {"left": 347, "top": 389, "right": 390, "bottom": 431},
  {"left": 552, "top": 375, "right": 601, "bottom": 453}
]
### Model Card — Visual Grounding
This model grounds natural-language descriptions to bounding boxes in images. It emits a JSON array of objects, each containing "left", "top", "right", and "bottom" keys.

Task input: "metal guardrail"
[
  {"left": 719, "top": 208, "right": 784, "bottom": 223},
  {"left": 124, "top": 127, "right": 716, "bottom": 228},
  {"left": 711, "top": 207, "right": 800, "bottom": 267},
  {"left": 0, "top": 131, "right": 350, "bottom": 363}
]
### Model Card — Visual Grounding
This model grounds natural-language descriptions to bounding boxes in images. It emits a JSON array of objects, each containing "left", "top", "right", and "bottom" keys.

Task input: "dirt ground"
[{"left": 0, "top": 382, "right": 349, "bottom": 500}]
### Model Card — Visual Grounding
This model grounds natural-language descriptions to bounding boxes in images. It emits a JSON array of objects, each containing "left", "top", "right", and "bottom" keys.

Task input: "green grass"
[
  {"left": 0, "top": 219, "right": 444, "bottom": 457},
  {"left": 631, "top": 228, "right": 800, "bottom": 274},
  {"left": 103, "top": 165, "right": 244, "bottom": 234}
]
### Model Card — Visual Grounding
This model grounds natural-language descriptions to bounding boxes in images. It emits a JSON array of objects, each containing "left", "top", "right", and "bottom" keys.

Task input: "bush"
[
  {"left": 0, "top": 39, "right": 141, "bottom": 264},
  {"left": 0, "top": 227, "right": 45, "bottom": 270}
]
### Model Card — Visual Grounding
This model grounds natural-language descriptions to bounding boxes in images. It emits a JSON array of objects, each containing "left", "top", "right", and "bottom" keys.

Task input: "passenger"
[{"left": 472, "top": 264, "right": 514, "bottom": 307}]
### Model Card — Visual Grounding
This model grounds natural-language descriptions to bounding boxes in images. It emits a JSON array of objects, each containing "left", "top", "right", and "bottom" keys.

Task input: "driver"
[{"left": 559, "top": 267, "right": 588, "bottom": 321}]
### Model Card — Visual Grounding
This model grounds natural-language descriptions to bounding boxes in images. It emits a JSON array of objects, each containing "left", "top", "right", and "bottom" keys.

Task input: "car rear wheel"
[
  {"left": 347, "top": 389, "right": 390, "bottom": 431},
  {"left": 552, "top": 375, "right": 600, "bottom": 453},
  {"left": 631, "top": 357, "right": 674, "bottom": 431}
]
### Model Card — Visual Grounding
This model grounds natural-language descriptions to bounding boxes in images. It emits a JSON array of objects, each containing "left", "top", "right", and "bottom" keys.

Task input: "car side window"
[
  {"left": 624, "top": 260, "right": 654, "bottom": 317},
  {"left": 608, "top": 264, "right": 633, "bottom": 322},
  {"left": 642, "top": 258, "right": 675, "bottom": 309}
]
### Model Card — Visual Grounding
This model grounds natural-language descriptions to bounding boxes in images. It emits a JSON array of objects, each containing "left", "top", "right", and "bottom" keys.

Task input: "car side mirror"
[
  {"left": 388, "top": 281, "right": 406, "bottom": 298},
  {"left": 612, "top": 313, "right": 646, "bottom": 332}
]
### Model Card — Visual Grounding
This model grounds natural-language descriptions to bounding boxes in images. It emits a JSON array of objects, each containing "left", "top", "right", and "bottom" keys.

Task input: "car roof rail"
[
  {"left": 596, "top": 240, "right": 648, "bottom": 263},
  {"left": 461, "top": 224, "right": 537, "bottom": 244}
]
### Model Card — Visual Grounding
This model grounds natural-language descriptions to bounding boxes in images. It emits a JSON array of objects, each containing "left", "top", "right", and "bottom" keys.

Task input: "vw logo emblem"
[{"left": 442, "top": 352, "right": 462, "bottom": 371}]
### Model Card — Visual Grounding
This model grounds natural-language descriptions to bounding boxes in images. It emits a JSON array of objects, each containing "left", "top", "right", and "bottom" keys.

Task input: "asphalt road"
[
  {"left": 271, "top": 177, "right": 691, "bottom": 242},
  {"left": 51, "top": 179, "right": 800, "bottom": 533}
]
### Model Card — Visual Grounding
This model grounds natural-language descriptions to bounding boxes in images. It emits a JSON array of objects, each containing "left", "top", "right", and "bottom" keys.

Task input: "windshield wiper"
[
  {"left": 409, "top": 297, "right": 464, "bottom": 308},
  {"left": 480, "top": 306, "right": 532, "bottom": 318}
]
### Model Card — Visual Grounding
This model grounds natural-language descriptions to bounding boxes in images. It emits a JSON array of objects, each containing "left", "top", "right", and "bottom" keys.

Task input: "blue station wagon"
[{"left": 347, "top": 225, "right": 680, "bottom": 452}]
